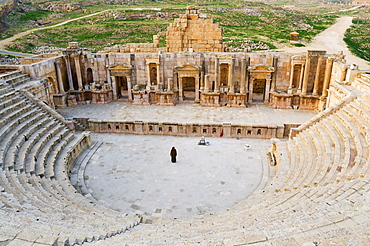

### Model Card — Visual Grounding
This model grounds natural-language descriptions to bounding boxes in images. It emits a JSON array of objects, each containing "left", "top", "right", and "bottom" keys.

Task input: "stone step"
[
  {"left": 4, "top": 113, "right": 46, "bottom": 170},
  {"left": 0, "top": 98, "right": 27, "bottom": 124},
  {"left": 35, "top": 127, "right": 71, "bottom": 177},
  {"left": 17, "top": 120, "right": 57, "bottom": 173},
  {"left": 0, "top": 89, "right": 15, "bottom": 102},
  {"left": 0, "top": 94, "right": 21, "bottom": 110},
  {"left": 24, "top": 123, "right": 65, "bottom": 175},
  {"left": 0, "top": 108, "right": 40, "bottom": 163}
]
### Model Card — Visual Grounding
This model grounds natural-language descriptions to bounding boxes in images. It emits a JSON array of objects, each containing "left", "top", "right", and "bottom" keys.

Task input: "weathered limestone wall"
[
  {"left": 104, "top": 6, "right": 224, "bottom": 53},
  {"left": 85, "top": 52, "right": 302, "bottom": 91},
  {"left": 19, "top": 47, "right": 346, "bottom": 111},
  {"left": 165, "top": 6, "right": 223, "bottom": 52}
]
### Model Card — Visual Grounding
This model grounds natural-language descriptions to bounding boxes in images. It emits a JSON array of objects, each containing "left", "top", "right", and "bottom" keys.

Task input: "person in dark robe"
[{"left": 170, "top": 147, "right": 177, "bottom": 163}]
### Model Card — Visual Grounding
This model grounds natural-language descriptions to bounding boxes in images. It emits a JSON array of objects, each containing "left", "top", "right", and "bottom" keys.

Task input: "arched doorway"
[
  {"left": 86, "top": 68, "right": 93, "bottom": 86},
  {"left": 149, "top": 64, "right": 158, "bottom": 86}
]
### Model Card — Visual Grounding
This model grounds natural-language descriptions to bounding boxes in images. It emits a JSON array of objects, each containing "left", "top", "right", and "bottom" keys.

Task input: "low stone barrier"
[{"left": 86, "top": 119, "right": 286, "bottom": 139}]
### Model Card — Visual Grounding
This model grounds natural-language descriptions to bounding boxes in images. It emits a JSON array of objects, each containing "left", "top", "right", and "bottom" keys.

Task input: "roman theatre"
[{"left": 1, "top": 6, "right": 370, "bottom": 245}]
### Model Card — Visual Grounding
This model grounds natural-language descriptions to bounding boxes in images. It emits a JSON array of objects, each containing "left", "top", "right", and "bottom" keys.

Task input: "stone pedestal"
[
  {"left": 156, "top": 91, "right": 179, "bottom": 106},
  {"left": 74, "top": 91, "right": 86, "bottom": 105},
  {"left": 226, "top": 93, "right": 246, "bottom": 108},
  {"left": 299, "top": 95, "right": 319, "bottom": 110},
  {"left": 67, "top": 94, "right": 77, "bottom": 107},
  {"left": 91, "top": 90, "right": 113, "bottom": 104},
  {"left": 53, "top": 94, "right": 67, "bottom": 108},
  {"left": 200, "top": 93, "right": 220, "bottom": 107},
  {"left": 269, "top": 92, "right": 293, "bottom": 109},
  {"left": 132, "top": 91, "right": 151, "bottom": 105}
]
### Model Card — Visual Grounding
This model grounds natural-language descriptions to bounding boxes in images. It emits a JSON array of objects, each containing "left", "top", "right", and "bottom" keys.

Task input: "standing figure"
[{"left": 170, "top": 147, "right": 177, "bottom": 163}]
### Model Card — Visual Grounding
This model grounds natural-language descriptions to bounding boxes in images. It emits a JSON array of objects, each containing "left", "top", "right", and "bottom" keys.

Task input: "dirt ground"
[{"left": 277, "top": 16, "right": 370, "bottom": 70}]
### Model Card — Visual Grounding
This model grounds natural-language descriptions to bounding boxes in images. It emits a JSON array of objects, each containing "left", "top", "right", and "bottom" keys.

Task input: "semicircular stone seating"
[
  {"left": 80, "top": 84, "right": 370, "bottom": 245},
  {"left": 0, "top": 78, "right": 140, "bottom": 246},
  {"left": 2, "top": 69, "right": 370, "bottom": 245}
]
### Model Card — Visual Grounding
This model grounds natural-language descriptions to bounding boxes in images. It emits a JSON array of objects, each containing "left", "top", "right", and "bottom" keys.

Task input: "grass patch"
[
  {"left": 344, "top": 17, "right": 370, "bottom": 62},
  {"left": 0, "top": 0, "right": 358, "bottom": 54}
]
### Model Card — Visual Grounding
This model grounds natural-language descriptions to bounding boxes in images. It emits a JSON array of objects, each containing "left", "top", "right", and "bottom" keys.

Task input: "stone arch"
[{"left": 86, "top": 68, "right": 93, "bottom": 85}]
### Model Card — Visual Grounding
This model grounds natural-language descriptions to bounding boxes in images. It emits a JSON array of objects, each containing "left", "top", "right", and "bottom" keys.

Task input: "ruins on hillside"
[
  {"left": 18, "top": 6, "right": 354, "bottom": 113},
  {"left": 352, "top": 0, "right": 370, "bottom": 4},
  {"left": 3, "top": 5, "right": 370, "bottom": 245}
]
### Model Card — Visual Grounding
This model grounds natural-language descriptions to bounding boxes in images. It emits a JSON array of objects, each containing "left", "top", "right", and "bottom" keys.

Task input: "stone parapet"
[{"left": 88, "top": 119, "right": 285, "bottom": 139}]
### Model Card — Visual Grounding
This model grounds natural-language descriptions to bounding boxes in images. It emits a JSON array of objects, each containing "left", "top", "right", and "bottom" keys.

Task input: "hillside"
[{"left": 0, "top": 0, "right": 368, "bottom": 59}]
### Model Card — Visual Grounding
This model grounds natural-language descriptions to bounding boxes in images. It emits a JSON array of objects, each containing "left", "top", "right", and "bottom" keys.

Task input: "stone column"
[
  {"left": 195, "top": 74, "right": 200, "bottom": 102},
  {"left": 168, "top": 78, "right": 173, "bottom": 92},
  {"left": 146, "top": 63, "right": 151, "bottom": 89},
  {"left": 156, "top": 64, "right": 160, "bottom": 86},
  {"left": 240, "top": 58, "right": 246, "bottom": 93},
  {"left": 312, "top": 55, "right": 323, "bottom": 96},
  {"left": 271, "top": 56, "right": 278, "bottom": 92},
  {"left": 200, "top": 71, "right": 205, "bottom": 91},
  {"left": 248, "top": 78, "right": 254, "bottom": 103},
  {"left": 288, "top": 62, "right": 295, "bottom": 94},
  {"left": 111, "top": 76, "right": 117, "bottom": 100},
  {"left": 55, "top": 61, "right": 64, "bottom": 93},
  {"left": 340, "top": 65, "right": 348, "bottom": 82},
  {"left": 301, "top": 55, "right": 311, "bottom": 96},
  {"left": 264, "top": 76, "right": 271, "bottom": 103},
  {"left": 93, "top": 58, "right": 99, "bottom": 82},
  {"left": 179, "top": 77, "right": 183, "bottom": 101},
  {"left": 214, "top": 58, "right": 220, "bottom": 93},
  {"left": 297, "top": 64, "right": 305, "bottom": 93},
  {"left": 174, "top": 72, "right": 178, "bottom": 90},
  {"left": 228, "top": 58, "right": 235, "bottom": 93},
  {"left": 127, "top": 76, "right": 133, "bottom": 101},
  {"left": 74, "top": 54, "right": 83, "bottom": 90},
  {"left": 64, "top": 56, "right": 74, "bottom": 91},
  {"left": 204, "top": 74, "right": 210, "bottom": 93},
  {"left": 106, "top": 66, "right": 111, "bottom": 86},
  {"left": 321, "top": 58, "right": 334, "bottom": 98}
]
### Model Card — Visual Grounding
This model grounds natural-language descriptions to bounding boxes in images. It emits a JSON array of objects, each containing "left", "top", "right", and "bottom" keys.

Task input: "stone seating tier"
[
  {"left": 76, "top": 84, "right": 370, "bottom": 245},
  {"left": 0, "top": 82, "right": 141, "bottom": 245},
  {"left": 2, "top": 68, "right": 370, "bottom": 244}
]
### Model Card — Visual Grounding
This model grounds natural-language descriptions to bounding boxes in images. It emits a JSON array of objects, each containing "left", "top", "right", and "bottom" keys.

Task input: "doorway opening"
[
  {"left": 183, "top": 77, "right": 196, "bottom": 101},
  {"left": 252, "top": 79, "right": 266, "bottom": 103}
]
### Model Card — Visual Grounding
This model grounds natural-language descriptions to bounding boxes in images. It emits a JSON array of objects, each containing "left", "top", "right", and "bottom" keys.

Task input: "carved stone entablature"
[
  {"left": 175, "top": 63, "right": 201, "bottom": 72},
  {"left": 218, "top": 56, "right": 233, "bottom": 65},
  {"left": 146, "top": 55, "right": 160, "bottom": 65},
  {"left": 291, "top": 55, "right": 306, "bottom": 65},
  {"left": 248, "top": 64, "right": 275, "bottom": 79},
  {"left": 108, "top": 63, "right": 133, "bottom": 77}
]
